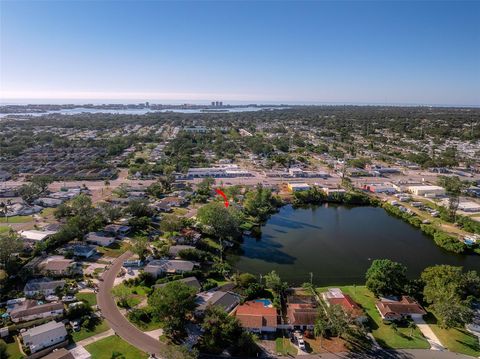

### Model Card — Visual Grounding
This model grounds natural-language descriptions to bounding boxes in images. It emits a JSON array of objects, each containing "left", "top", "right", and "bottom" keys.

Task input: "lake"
[
  {"left": 233, "top": 204, "right": 480, "bottom": 285},
  {"left": 0, "top": 106, "right": 288, "bottom": 118}
]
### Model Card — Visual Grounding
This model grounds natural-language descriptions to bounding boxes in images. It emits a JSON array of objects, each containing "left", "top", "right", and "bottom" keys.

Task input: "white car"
[
  {"left": 297, "top": 338, "right": 306, "bottom": 351},
  {"left": 45, "top": 295, "right": 59, "bottom": 302},
  {"left": 62, "top": 295, "right": 77, "bottom": 302}
]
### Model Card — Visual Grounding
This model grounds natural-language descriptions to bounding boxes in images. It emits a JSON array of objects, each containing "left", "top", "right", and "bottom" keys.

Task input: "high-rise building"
[
  {"left": 218, "top": 101, "right": 223, "bottom": 107},
  {"left": 211, "top": 101, "right": 215, "bottom": 107}
]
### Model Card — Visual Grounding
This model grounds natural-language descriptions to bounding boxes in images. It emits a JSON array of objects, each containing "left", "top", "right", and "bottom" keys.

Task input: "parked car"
[
  {"left": 62, "top": 295, "right": 77, "bottom": 302},
  {"left": 70, "top": 320, "right": 81, "bottom": 332},
  {"left": 45, "top": 295, "right": 59, "bottom": 302}
]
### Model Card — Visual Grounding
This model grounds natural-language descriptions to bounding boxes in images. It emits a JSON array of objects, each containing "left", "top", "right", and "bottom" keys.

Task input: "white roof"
[
  {"left": 22, "top": 320, "right": 67, "bottom": 342},
  {"left": 20, "top": 230, "right": 57, "bottom": 241},
  {"left": 289, "top": 183, "right": 310, "bottom": 188},
  {"left": 459, "top": 202, "right": 480, "bottom": 209},
  {"left": 408, "top": 185, "right": 444, "bottom": 190}
]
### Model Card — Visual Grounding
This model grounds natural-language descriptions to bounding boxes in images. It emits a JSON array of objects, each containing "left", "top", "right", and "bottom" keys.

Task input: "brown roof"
[
  {"left": 287, "top": 303, "right": 318, "bottom": 326},
  {"left": 376, "top": 296, "right": 426, "bottom": 318},
  {"left": 235, "top": 301, "right": 278, "bottom": 329},
  {"left": 327, "top": 294, "right": 364, "bottom": 318},
  {"left": 10, "top": 301, "right": 64, "bottom": 320},
  {"left": 39, "top": 258, "right": 73, "bottom": 273}
]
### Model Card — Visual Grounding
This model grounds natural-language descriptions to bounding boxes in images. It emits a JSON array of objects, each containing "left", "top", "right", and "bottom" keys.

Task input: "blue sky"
[{"left": 1, "top": 1, "right": 479, "bottom": 105}]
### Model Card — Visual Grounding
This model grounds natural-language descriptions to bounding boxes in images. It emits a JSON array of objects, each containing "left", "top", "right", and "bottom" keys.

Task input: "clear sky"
[{"left": 1, "top": 0, "right": 479, "bottom": 105}]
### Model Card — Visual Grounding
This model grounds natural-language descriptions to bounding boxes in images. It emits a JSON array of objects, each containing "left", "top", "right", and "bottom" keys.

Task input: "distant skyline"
[{"left": 1, "top": 1, "right": 479, "bottom": 106}]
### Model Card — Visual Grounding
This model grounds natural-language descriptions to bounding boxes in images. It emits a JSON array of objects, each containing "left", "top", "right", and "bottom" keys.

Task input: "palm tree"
[{"left": 0, "top": 200, "right": 12, "bottom": 223}]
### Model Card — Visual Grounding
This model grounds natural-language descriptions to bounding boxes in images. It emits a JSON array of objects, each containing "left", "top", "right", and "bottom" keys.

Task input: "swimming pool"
[{"left": 255, "top": 299, "right": 272, "bottom": 307}]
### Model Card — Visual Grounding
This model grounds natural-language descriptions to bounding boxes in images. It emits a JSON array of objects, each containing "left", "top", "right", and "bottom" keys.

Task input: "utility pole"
[{"left": 310, "top": 272, "right": 313, "bottom": 286}]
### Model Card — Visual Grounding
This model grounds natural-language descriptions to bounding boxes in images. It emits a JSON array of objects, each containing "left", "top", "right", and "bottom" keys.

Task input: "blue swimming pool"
[{"left": 255, "top": 299, "right": 272, "bottom": 307}]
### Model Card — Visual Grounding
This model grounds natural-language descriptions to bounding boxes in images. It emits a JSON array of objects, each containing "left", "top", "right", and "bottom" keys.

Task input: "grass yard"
[
  {"left": 112, "top": 283, "right": 151, "bottom": 308},
  {"left": 425, "top": 312, "right": 480, "bottom": 357},
  {"left": 275, "top": 337, "right": 298, "bottom": 356},
  {"left": 85, "top": 335, "right": 148, "bottom": 359},
  {"left": 0, "top": 215, "right": 33, "bottom": 223},
  {"left": 76, "top": 292, "right": 97, "bottom": 306},
  {"left": 1, "top": 336, "right": 24, "bottom": 359},
  {"left": 0, "top": 226, "right": 11, "bottom": 233},
  {"left": 97, "top": 241, "right": 131, "bottom": 258},
  {"left": 172, "top": 207, "right": 188, "bottom": 215},
  {"left": 72, "top": 320, "right": 110, "bottom": 342},
  {"left": 317, "top": 286, "right": 430, "bottom": 350}
]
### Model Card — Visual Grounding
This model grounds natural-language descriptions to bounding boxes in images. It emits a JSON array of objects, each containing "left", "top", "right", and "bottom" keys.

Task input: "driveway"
[
  {"left": 412, "top": 317, "right": 445, "bottom": 351},
  {"left": 97, "top": 251, "right": 167, "bottom": 357}
]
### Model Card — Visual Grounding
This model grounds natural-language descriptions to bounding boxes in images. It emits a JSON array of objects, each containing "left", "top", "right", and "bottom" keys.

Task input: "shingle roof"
[{"left": 236, "top": 301, "right": 278, "bottom": 329}]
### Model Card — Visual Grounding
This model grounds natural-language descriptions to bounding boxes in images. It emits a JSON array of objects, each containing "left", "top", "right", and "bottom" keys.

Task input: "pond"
[{"left": 233, "top": 204, "right": 480, "bottom": 285}]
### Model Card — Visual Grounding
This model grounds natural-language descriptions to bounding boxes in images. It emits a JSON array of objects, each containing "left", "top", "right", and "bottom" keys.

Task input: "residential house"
[
  {"left": 195, "top": 290, "right": 240, "bottom": 314},
  {"left": 10, "top": 300, "right": 64, "bottom": 323},
  {"left": 21, "top": 321, "right": 68, "bottom": 353},
  {"left": 168, "top": 245, "right": 195, "bottom": 258},
  {"left": 38, "top": 256, "right": 78, "bottom": 277},
  {"left": 34, "top": 198, "right": 64, "bottom": 208},
  {"left": 153, "top": 277, "right": 202, "bottom": 292},
  {"left": 103, "top": 224, "right": 131, "bottom": 238},
  {"left": 70, "top": 244, "right": 97, "bottom": 258},
  {"left": 24, "top": 278, "right": 65, "bottom": 297},
  {"left": 286, "top": 294, "right": 318, "bottom": 330},
  {"left": 20, "top": 230, "right": 58, "bottom": 243},
  {"left": 376, "top": 296, "right": 426, "bottom": 321},
  {"left": 235, "top": 300, "right": 278, "bottom": 333},
  {"left": 85, "top": 232, "right": 115, "bottom": 247},
  {"left": 322, "top": 288, "right": 367, "bottom": 323},
  {"left": 143, "top": 259, "right": 195, "bottom": 278}
]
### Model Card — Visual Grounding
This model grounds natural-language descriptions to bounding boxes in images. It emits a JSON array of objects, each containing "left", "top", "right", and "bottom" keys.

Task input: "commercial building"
[
  {"left": 407, "top": 185, "right": 446, "bottom": 198},
  {"left": 287, "top": 183, "right": 310, "bottom": 192}
]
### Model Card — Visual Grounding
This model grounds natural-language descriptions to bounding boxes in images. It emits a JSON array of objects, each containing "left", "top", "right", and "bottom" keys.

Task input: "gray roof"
[
  {"left": 145, "top": 259, "right": 194, "bottom": 273},
  {"left": 196, "top": 291, "right": 240, "bottom": 312},
  {"left": 24, "top": 278, "right": 65, "bottom": 293},
  {"left": 22, "top": 320, "right": 67, "bottom": 344}
]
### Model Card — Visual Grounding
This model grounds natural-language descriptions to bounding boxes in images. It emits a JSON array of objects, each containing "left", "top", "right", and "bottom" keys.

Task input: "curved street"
[{"left": 96, "top": 250, "right": 166, "bottom": 357}]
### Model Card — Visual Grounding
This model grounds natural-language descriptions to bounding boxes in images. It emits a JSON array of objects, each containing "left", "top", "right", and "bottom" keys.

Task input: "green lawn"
[
  {"left": 97, "top": 241, "right": 131, "bottom": 258},
  {"left": 425, "top": 312, "right": 480, "bottom": 357},
  {"left": 1, "top": 336, "right": 24, "bottom": 359},
  {"left": 317, "top": 286, "right": 430, "bottom": 350},
  {"left": 0, "top": 215, "right": 33, "bottom": 223},
  {"left": 76, "top": 292, "right": 97, "bottom": 306},
  {"left": 112, "top": 283, "right": 150, "bottom": 308},
  {"left": 0, "top": 226, "right": 11, "bottom": 233},
  {"left": 85, "top": 335, "right": 148, "bottom": 359},
  {"left": 275, "top": 337, "right": 298, "bottom": 356},
  {"left": 72, "top": 320, "right": 110, "bottom": 342}
]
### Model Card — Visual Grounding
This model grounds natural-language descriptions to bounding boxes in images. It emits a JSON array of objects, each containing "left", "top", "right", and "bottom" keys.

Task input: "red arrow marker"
[{"left": 215, "top": 188, "right": 229, "bottom": 208}]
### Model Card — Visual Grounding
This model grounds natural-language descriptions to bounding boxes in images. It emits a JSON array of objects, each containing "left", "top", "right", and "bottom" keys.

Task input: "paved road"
[
  {"left": 298, "top": 349, "right": 476, "bottom": 358},
  {"left": 96, "top": 251, "right": 165, "bottom": 357}
]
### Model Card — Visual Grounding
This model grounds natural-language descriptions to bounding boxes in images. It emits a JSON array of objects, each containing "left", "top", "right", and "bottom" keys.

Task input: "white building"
[
  {"left": 20, "top": 230, "right": 57, "bottom": 242},
  {"left": 22, "top": 321, "right": 67, "bottom": 353},
  {"left": 407, "top": 185, "right": 446, "bottom": 198},
  {"left": 85, "top": 232, "right": 115, "bottom": 247},
  {"left": 24, "top": 278, "right": 65, "bottom": 297},
  {"left": 458, "top": 201, "right": 480, "bottom": 213},
  {"left": 287, "top": 183, "right": 310, "bottom": 192}
]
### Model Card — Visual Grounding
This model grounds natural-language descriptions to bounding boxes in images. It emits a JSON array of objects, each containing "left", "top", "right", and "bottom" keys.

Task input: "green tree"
[
  {"left": 148, "top": 281, "right": 196, "bottom": 338},
  {"left": 365, "top": 259, "right": 408, "bottom": 297},
  {"left": 0, "top": 232, "right": 23, "bottom": 274},
  {"left": 421, "top": 265, "right": 476, "bottom": 328},
  {"left": 131, "top": 236, "right": 149, "bottom": 260}
]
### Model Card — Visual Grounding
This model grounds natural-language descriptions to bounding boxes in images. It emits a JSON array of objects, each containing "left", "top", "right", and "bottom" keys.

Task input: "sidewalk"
[
  {"left": 413, "top": 317, "right": 445, "bottom": 351},
  {"left": 76, "top": 328, "right": 115, "bottom": 347}
]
